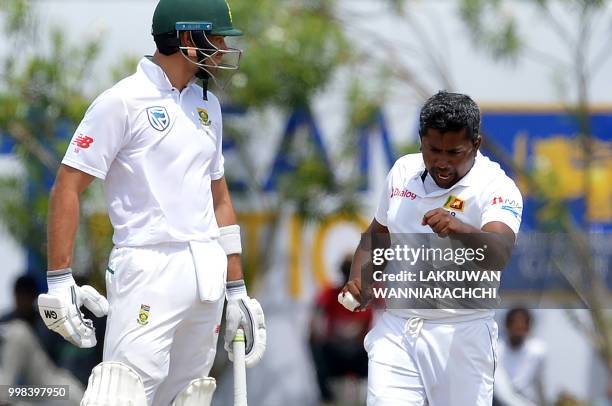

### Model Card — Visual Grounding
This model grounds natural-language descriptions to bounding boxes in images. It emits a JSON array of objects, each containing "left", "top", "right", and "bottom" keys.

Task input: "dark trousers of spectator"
[{"left": 310, "top": 340, "right": 368, "bottom": 402}]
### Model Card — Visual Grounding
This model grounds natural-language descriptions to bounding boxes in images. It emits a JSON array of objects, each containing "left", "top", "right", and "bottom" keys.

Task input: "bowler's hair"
[
  {"left": 419, "top": 91, "right": 481, "bottom": 142},
  {"left": 505, "top": 307, "right": 532, "bottom": 328}
]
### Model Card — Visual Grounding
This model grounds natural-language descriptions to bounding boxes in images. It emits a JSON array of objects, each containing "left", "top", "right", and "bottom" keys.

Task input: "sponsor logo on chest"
[
  {"left": 147, "top": 106, "right": 170, "bottom": 131},
  {"left": 391, "top": 188, "right": 417, "bottom": 200}
]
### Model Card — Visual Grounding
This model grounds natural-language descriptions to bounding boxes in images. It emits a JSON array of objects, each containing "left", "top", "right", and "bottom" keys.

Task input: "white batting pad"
[
  {"left": 172, "top": 378, "right": 216, "bottom": 406},
  {"left": 80, "top": 362, "right": 147, "bottom": 406}
]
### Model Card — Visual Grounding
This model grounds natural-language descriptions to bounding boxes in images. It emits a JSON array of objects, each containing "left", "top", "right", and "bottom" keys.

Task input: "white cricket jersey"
[
  {"left": 375, "top": 151, "right": 523, "bottom": 320},
  {"left": 62, "top": 57, "right": 225, "bottom": 246}
]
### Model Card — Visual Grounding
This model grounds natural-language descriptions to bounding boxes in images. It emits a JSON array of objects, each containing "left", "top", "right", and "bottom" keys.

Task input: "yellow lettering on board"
[
  {"left": 533, "top": 136, "right": 611, "bottom": 222},
  {"left": 311, "top": 214, "right": 369, "bottom": 290},
  {"left": 288, "top": 215, "right": 304, "bottom": 298}
]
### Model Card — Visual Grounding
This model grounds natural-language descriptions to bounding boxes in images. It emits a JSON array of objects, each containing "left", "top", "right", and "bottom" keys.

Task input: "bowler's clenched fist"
[
  {"left": 340, "top": 277, "right": 374, "bottom": 312},
  {"left": 422, "top": 208, "right": 468, "bottom": 237}
]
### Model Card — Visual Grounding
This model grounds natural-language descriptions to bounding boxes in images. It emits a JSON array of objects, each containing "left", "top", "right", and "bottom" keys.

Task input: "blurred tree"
[
  {"left": 456, "top": 0, "right": 612, "bottom": 367},
  {"left": 229, "top": 0, "right": 349, "bottom": 108},
  {"left": 329, "top": 0, "right": 459, "bottom": 198},
  {"left": 217, "top": 0, "right": 359, "bottom": 286},
  {"left": 335, "top": 1, "right": 455, "bottom": 100},
  {"left": 0, "top": 0, "right": 117, "bottom": 283}
]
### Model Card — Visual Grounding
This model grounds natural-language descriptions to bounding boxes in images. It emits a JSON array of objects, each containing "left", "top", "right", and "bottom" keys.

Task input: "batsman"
[{"left": 37, "top": 0, "right": 266, "bottom": 405}]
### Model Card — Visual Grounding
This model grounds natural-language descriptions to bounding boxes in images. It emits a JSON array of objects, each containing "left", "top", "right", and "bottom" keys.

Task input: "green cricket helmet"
[
  {"left": 152, "top": 0, "right": 242, "bottom": 37},
  {"left": 152, "top": 0, "right": 242, "bottom": 76}
]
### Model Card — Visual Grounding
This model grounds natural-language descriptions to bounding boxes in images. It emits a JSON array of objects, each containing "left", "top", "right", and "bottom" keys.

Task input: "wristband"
[
  {"left": 219, "top": 225, "right": 242, "bottom": 255},
  {"left": 47, "top": 268, "right": 75, "bottom": 290},
  {"left": 226, "top": 279, "right": 248, "bottom": 300}
]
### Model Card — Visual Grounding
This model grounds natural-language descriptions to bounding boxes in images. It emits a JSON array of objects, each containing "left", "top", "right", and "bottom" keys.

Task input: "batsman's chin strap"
[{"left": 196, "top": 69, "right": 210, "bottom": 101}]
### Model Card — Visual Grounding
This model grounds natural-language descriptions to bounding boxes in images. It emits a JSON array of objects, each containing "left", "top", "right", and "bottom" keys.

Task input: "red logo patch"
[
  {"left": 214, "top": 324, "right": 220, "bottom": 334},
  {"left": 73, "top": 135, "right": 94, "bottom": 149},
  {"left": 492, "top": 196, "right": 504, "bottom": 205}
]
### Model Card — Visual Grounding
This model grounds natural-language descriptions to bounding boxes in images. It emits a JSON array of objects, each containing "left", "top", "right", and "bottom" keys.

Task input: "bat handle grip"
[{"left": 233, "top": 328, "right": 248, "bottom": 406}]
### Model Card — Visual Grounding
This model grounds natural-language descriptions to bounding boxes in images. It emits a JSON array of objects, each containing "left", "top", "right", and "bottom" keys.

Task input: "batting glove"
[
  {"left": 224, "top": 280, "right": 266, "bottom": 368},
  {"left": 38, "top": 268, "right": 108, "bottom": 348}
]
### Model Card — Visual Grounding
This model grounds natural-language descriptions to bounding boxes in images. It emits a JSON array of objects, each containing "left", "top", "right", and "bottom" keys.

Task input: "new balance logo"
[
  {"left": 43, "top": 310, "right": 58, "bottom": 319},
  {"left": 73, "top": 135, "right": 94, "bottom": 149}
]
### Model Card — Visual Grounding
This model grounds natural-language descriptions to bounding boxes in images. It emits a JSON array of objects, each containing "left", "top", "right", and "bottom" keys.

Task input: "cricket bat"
[{"left": 233, "top": 328, "right": 247, "bottom": 406}]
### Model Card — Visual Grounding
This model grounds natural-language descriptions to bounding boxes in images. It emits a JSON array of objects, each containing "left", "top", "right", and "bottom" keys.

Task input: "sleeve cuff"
[
  {"left": 481, "top": 212, "right": 521, "bottom": 235},
  {"left": 374, "top": 212, "right": 388, "bottom": 227},
  {"left": 61, "top": 158, "right": 107, "bottom": 180},
  {"left": 211, "top": 169, "right": 225, "bottom": 180}
]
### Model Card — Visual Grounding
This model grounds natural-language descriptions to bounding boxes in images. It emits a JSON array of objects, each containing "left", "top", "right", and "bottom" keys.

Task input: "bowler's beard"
[{"left": 509, "top": 336, "right": 525, "bottom": 349}]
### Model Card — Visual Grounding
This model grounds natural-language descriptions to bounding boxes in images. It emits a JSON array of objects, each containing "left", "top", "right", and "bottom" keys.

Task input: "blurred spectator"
[
  {"left": 494, "top": 308, "right": 547, "bottom": 406},
  {"left": 0, "top": 275, "right": 65, "bottom": 366},
  {"left": 0, "top": 275, "right": 40, "bottom": 326},
  {"left": 0, "top": 320, "right": 84, "bottom": 405},
  {"left": 0, "top": 273, "right": 105, "bottom": 386},
  {"left": 309, "top": 257, "right": 372, "bottom": 404},
  {"left": 0, "top": 275, "right": 84, "bottom": 405}
]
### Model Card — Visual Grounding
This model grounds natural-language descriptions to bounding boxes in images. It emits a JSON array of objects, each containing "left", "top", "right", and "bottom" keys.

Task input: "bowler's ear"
[{"left": 473, "top": 135, "right": 482, "bottom": 150}]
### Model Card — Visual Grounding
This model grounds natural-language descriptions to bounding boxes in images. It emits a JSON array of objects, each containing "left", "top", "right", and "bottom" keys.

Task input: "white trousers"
[
  {"left": 366, "top": 312, "right": 498, "bottom": 406},
  {"left": 103, "top": 241, "right": 226, "bottom": 406}
]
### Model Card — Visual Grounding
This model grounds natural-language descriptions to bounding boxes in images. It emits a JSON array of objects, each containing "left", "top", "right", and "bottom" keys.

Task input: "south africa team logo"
[
  {"left": 197, "top": 107, "right": 212, "bottom": 127},
  {"left": 147, "top": 106, "right": 170, "bottom": 131},
  {"left": 137, "top": 304, "right": 151, "bottom": 326}
]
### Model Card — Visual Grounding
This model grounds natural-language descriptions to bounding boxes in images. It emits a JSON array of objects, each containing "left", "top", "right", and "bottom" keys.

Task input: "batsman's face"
[
  {"left": 421, "top": 128, "right": 480, "bottom": 189},
  {"left": 205, "top": 35, "right": 228, "bottom": 65},
  {"left": 182, "top": 32, "right": 229, "bottom": 68}
]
